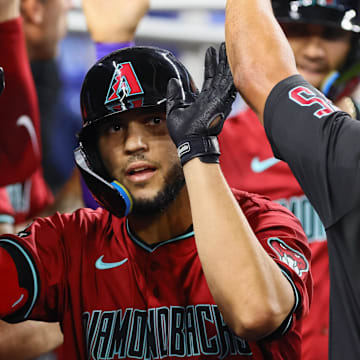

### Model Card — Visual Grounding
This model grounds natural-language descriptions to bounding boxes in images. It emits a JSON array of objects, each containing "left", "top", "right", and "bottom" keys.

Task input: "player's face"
[
  {"left": 98, "top": 108, "right": 185, "bottom": 215},
  {"left": 282, "top": 23, "right": 352, "bottom": 88}
]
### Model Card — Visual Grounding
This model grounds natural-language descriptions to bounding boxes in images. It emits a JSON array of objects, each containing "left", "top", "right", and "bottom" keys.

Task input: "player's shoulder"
[
  {"left": 36, "top": 206, "right": 125, "bottom": 232},
  {"left": 232, "top": 187, "right": 281, "bottom": 211},
  {"left": 70, "top": 206, "right": 109, "bottom": 219},
  {"left": 66, "top": 207, "right": 126, "bottom": 225},
  {"left": 231, "top": 188, "right": 303, "bottom": 229}
]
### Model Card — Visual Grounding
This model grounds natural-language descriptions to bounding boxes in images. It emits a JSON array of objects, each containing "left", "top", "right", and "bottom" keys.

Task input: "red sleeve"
[
  {"left": 235, "top": 190, "right": 313, "bottom": 329},
  {"left": 252, "top": 209, "right": 312, "bottom": 318},
  {"left": 0, "top": 215, "right": 66, "bottom": 323},
  {"left": 0, "top": 17, "right": 41, "bottom": 186},
  {"left": 0, "top": 247, "right": 29, "bottom": 318}
]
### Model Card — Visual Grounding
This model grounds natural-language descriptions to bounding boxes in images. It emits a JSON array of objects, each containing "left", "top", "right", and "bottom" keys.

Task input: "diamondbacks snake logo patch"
[{"left": 268, "top": 237, "right": 309, "bottom": 277}]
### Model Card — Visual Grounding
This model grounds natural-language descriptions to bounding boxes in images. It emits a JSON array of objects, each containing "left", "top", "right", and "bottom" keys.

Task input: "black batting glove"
[{"left": 166, "top": 43, "right": 237, "bottom": 165}]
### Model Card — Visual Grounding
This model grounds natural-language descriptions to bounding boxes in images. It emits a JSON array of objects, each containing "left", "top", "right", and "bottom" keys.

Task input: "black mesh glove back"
[{"left": 166, "top": 43, "right": 237, "bottom": 165}]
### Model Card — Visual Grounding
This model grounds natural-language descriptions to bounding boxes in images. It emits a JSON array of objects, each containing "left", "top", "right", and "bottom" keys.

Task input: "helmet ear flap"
[
  {"left": 74, "top": 145, "right": 133, "bottom": 218},
  {"left": 77, "top": 125, "right": 111, "bottom": 182},
  {"left": 76, "top": 122, "right": 134, "bottom": 218}
]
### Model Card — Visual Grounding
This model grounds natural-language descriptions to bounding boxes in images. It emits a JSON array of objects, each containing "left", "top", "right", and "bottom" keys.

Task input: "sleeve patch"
[{"left": 267, "top": 237, "right": 309, "bottom": 278}]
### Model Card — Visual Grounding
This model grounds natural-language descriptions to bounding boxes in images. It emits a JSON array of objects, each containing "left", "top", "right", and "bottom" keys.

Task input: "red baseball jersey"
[
  {"left": 0, "top": 17, "right": 42, "bottom": 185},
  {"left": 219, "top": 107, "right": 328, "bottom": 360},
  {"left": 1, "top": 190, "right": 311, "bottom": 359},
  {"left": 0, "top": 167, "right": 53, "bottom": 225},
  {"left": 0, "top": 17, "right": 54, "bottom": 228}
]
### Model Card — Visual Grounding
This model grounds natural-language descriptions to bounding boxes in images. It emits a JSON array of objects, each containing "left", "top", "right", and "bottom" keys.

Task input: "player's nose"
[{"left": 123, "top": 122, "right": 149, "bottom": 154}]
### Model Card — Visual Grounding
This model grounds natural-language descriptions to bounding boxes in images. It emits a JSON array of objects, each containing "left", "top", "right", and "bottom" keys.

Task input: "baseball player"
[
  {"left": 219, "top": 1, "right": 360, "bottom": 359},
  {"left": 0, "top": 0, "right": 42, "bottom": 186},
  {"left": 0, "top": 0, "right": 71, "bottom": 358},
  {"left": 225, "top": 0, "right": 360, "bottom": 358},
  {"left": 0, "top": 44, "right": 312, "bottom": 359},
  {"left": 0, "top": 0, "right": 81, "bottom": 235}
]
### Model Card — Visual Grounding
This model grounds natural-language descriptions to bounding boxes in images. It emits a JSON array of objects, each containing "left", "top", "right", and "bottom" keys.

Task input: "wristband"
[
  {"left": 95, "top": 42, "right": 135, "bottom": 61},
  {"left": 0, "top": 215, "right": 15, "bottom": 224},
  {"left": 177, "top": 136, "right": 220, "bottom": 165}
]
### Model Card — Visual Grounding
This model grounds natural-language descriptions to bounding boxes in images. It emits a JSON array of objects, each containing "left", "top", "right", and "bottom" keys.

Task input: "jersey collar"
[{"left": 125, "top": 218, "right": 194, "bottom": 253}]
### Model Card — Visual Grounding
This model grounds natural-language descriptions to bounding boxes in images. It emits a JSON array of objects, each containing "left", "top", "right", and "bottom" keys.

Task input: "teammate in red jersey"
[
  {"left": 0, "top": 0, "right": 77, "bottom": 358},
  {"left": 0, "top": 44, "right": 312, "bottom": 359},
  {"left": 0, "top": 0, "right": 78, "bottom": 236},
  {"left": 0, "top": 0, "right": 42, "bottom": 186},
  {"left": 219, "top": 1, "right": 360, "bottom": 359}
]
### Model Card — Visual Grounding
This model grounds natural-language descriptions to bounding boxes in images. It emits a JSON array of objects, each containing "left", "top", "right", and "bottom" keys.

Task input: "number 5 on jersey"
[{"left": 289, "top": 86, "right": 336, "bottom": 118}]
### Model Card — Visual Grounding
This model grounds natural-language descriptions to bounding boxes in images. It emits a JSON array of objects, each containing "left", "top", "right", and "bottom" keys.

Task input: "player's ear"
[{"left": 21, "top": 0, "right": 45, "bottom": 25}]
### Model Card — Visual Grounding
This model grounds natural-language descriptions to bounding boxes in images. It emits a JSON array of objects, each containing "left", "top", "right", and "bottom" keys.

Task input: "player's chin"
[
  {"left": 129, "top": 186, "right": 161, "bottom": 203},
  {"left": 299, "top": 69, "right": 325, "bottom": 89},
  {"left": 130, "top": 194, "right": 165, "bottom": 216}
]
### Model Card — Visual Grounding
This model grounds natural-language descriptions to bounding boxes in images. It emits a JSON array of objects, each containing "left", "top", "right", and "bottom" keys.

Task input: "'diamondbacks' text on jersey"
[{"left": 0, "top": 190, "right": 311, "bottom": 359}]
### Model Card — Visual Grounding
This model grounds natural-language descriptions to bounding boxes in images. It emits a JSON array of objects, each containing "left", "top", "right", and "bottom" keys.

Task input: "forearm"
[
  {"left": 0, "top": 320, "right": 63, "bottom": 360},
  {"left": 82, "top": 0, "right": 149, "bottom": 43},
  {"left": 225, "top": 0, "right": 297, "bottom": 120},
  {"left": 183, "top": 159, "right": 294, "bottom": 339},
  {"left": 0, "top": 0, "right": 20, "bottom": 23}
]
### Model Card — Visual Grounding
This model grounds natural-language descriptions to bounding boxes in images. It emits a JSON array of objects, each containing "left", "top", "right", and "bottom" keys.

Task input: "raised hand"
[
  {"left": 166, "top": 43, "right": 237, "bottom": 165},
  {"left": 82, "top": 0, "right": 149, "bottom": 43},
  {"left": 0, "top": 0, "right": 20, "bottom": 22}
]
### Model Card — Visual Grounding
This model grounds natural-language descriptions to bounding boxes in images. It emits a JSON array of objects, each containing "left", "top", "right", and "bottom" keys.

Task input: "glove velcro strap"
[{"left": 177, "top": 136, "right": 220, "bottom": 165}]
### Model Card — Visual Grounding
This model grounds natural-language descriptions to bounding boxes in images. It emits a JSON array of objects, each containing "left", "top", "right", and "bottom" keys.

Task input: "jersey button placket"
[
  {"left": 150, "top": 261, "right": 160, "bottom": 272},
  {"left": 149, "top": 260, "right": 161, "bottom": 299},
  {"left": 153, "top": 286, "right": 160, "bottom": 299}
]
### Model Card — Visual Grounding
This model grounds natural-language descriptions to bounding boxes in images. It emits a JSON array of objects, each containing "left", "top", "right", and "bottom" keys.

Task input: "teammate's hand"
[
  {"left": 82, "top": 0, "right": 149, "bottom": 43},
  {"left": 166, "top": 43, "right": 236, "bottom": 165}
]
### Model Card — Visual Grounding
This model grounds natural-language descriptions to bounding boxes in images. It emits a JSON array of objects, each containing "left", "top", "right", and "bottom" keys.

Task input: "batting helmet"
[
  {"left": 74, "top": 46, "right": 198, "bottom": 218},
  {"left": 272, "top": 0, "right": 360, "bottom": 100}
]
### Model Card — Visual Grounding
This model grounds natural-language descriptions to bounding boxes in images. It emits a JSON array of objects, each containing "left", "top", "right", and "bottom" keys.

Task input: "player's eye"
[
  {"left": 109, "top": 123, "right": 123, "bottom": 133},
  {"left": 101, "top": 121, "right": 125, "bottom": 135},
  {"left": 146, "top": 116, "right": 164, "bottom": 126}
]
